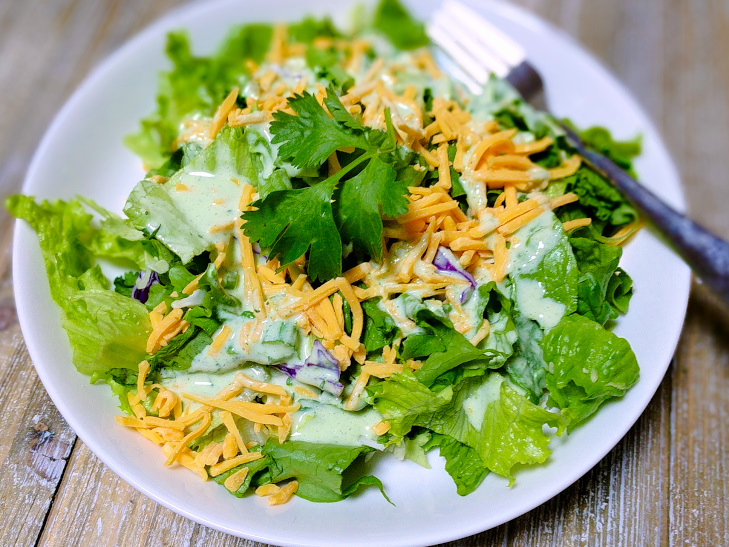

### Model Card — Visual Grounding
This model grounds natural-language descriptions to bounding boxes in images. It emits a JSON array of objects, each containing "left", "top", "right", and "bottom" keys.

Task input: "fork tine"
[
  {"left": 432, "top": 15, "right": 511, "bottom": 78},
  {"left": 427, "top": 21, "right": 492, "bottom": 86},
  {"left": 441, "top": 0, "right": 526, "bottom": 68},
  {"left": 428, "top": 0, "right": 544, "bottom": 100},
  {"left": 430, "top": 46, "right": 484, "bottom": 95}
]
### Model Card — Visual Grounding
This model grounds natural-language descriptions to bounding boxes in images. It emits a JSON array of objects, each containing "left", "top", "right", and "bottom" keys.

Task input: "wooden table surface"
[{"left": 1, "top": 0, "right": 728, "bottom": 545}]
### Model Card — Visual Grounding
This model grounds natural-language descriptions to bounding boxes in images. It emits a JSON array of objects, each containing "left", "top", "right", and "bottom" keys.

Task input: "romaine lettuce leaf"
[
  {"left": 371, "top": 371, "right": 562, "bottom": 480},
  {"left": 541, "top": 314, "right": 639, "bottom": 430},
  {"left": 509, "top": 211, "right": 578, "bottom": 330},
  {"left": 422, "top": 373, "right": 562, "bottom": 480},
  {"left": 145, "top": 142, "right": 202, "bottom": 179},
  {"left": 361, "top": 299, "right": 400, "bottom": 354},
  {"left": 146, "top": 322, "right": 212, "bottom": 372},
  {"left": 7, "top": 196, "right": 151, "bottom": 374},
  {"left": 79, "top": 197, "right": 173, "bottom": 273},
  {"left": 553, "top": 166, "right": 639, "bottom": 235},
  {"left": 125, "top": 126, "right": 290, "bottom": 263},
  {"left": 261, "top": 440, "right": 386, "bottom": 503},
  {"left": 570, "top": 236, "right": 633, "bottom": 324},
  {"left": 288, "top": 17, "right": 342, "bottom": 43},
  {"left": 397, "top": 304, "right": 494, "bottom": 388},
  {"left": 567, "top": 123, "right": 642, "bottom": 176},
  {"left": 369, "top": 370, "right": 454, "bottom": 443},
  {"left": 606, "top": 267, "right": 633, "bottom": 315},
  {"left": 473, "top": 282, "right": 517, "bottom": 365},
  {"left": 470, "top": 76, "right": 564, "bottom": 139},
  {"left": 211, "top": 452, "right": 271, "bottom": 497},
  {"left": 505, "top": 314, "right": 547, "bottom": 403},
  {"left": 424, "top": 433, "right": 489, "bottom": 496},
  {"left": 373, "top": 0, "right": 429, "bottom": 50},
  {"left": 123, "top": 180, "right": 211, "bottom": 264},
  {"left": 106, "top": 377, "right": 135, "bottom": 415}
]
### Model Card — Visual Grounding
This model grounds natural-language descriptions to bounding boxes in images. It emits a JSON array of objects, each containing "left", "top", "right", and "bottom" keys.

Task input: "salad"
[{"left": 8, "top": 0, "right": 643, "bottom": 505}]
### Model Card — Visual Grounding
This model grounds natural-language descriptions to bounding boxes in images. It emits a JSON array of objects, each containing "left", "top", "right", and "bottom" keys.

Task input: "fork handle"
[{"left": 560, "top": 123, "right": 729, "bottom": 302}]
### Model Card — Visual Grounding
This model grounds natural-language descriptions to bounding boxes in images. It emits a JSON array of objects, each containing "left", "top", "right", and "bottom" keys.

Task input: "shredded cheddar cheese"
[{"left": 268, "top": 481, "right": 298, "bottom": 505}]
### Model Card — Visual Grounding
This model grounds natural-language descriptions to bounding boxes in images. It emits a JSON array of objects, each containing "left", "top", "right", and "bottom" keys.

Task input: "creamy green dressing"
[
  {"left": 462, "top": 374, "right": 502, "bottom": 430},
  {"left": 459, "top": 286, "right": 488, "bottom": 339},
  {"left": 189, "top": 314, "right": 307, "bottom": 373},
  {"left": 512, "top": 278, "right": 565, "bottom": 331},
  {"left": 161, "top": 369, "right": 243, "bottom": 398},
  {"left": 166, "top": 146, "right": 249, "bottom": 250},
  {"left": 290, "top": 403, "right": 382, "bottom": 446},
  {"left": 244, "top": 58, "right": 320, "bottom": 101},
  {"left": 507, "top": 210, "right": 567, "bottom": 330}
]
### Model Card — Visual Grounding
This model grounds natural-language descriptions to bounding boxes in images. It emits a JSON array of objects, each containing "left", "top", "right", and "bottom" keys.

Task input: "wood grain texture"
[{"left": 1, "top": 0, "right": 728, "bottom": 546}]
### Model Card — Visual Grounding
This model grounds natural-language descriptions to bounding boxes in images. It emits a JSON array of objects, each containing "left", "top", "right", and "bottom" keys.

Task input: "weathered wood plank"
[
  {"left": 656, "top": 0, "right": 729, "bottom": 546},
  {"left": 0, "top": 273, "right": 77, "bottom": 547},
  {"left": 670, "top": 285, "right": 729, "bottom": 547},
  {"left": 38, "top": 442, "right": 260, "bottom": 547}
]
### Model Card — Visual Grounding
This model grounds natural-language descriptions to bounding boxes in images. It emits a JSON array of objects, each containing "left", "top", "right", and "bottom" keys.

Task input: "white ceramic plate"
[{"left": 13, "top": 0, "right": 690, "bottom": 545}]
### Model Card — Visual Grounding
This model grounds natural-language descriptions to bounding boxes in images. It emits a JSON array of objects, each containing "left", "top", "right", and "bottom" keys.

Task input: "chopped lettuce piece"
[
  {"left": 361, "top": 299, "right": 400, "bottom": 354},
  {"left": 473, "top": 282, "right": 518, "bottom": 366},
  {"left": 505, "top": 314, "right": 548, "bottom": 403},
  {"left": 373, "top": 0, "right": 429, "bottom": 50},
  {"left": 541, "top": 314, "right": 639, "bottom": 430},
  {"left": 211, "top": 453, "right": 271, "bottom": 497},
  {"left": 554, "top": 166, "right": 639, "bottom": 235},
  {"left": 371, "top": 371, "right": 562, "bottom": 480},
  {"left": 76, "top": 197, "right": 174, "bottom": 273},
  {"left": 398, "top": 305, "right": 495, "bottom": 388},
  {"left": 106, "top": 378, "right": 135, "bottom": 415},
  {"left": 421, "top": 373, "right": 562, "bottom": 480},
  {"left": 470, "top": 76, "right": 564, "bottom": 139},
  {"left": 369, "top": 370, "right": 453, "bottom": 443},
  {"left": 124, "top": 179, "right": 210, "bottom": 263},
  {"left": 7, "top": 196, "right": 151, "bottom": 374},
  {"left": 567, "top": 123, "right": 642, "bottom": 176},
  {"left": 125, "top": 126, "right": 288, "bottom": 263},
  {"left": 425, "top": 433, "right": 489, "bottom": 496},
  {"left": 261, "top": 440, "right": 386, "bottom": 503},
  {"left": 288, "top": 17, "right": 342, "bottom": 43},
  {"left": 570, "top": 236, "right": 633, "bottom": 324},
  {"left": 509, "top": 211, "right": 578, "bottom": 330}
]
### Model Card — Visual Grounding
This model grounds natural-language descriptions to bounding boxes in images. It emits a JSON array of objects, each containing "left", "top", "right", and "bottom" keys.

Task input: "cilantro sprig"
[{"left": 241, "top": 89, "right": 422, "bottom": 281}]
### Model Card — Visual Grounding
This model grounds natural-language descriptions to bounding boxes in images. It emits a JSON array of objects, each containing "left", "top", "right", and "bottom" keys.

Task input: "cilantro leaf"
[
  {"left": 324, "top": 92, "right": 368, "bottom": 132},
  {"left": 243, "top": 179, "right": 342, "bottom": 281},
  {"left": 270, "top": 92, "right": 365, "bottom": 168},
  {"left": 334, "top": 155, "right": 407, "bottom": 259}
]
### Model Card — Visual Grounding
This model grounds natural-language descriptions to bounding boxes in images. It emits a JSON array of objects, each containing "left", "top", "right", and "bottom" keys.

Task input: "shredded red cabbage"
[
  {"left": 433, "top": 247, "right": 476, "bottom": 303},
  {"left": 276, "top": 340, "right": 343, "bottom": 396},
  {"left": 131, "top": 270, "right": 160, "bottom": 304}
]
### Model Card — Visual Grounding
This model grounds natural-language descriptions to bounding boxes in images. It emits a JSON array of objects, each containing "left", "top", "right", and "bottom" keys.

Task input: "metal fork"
[{"left": 428, "top": 0, "right": 729, "bottom": 303}]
